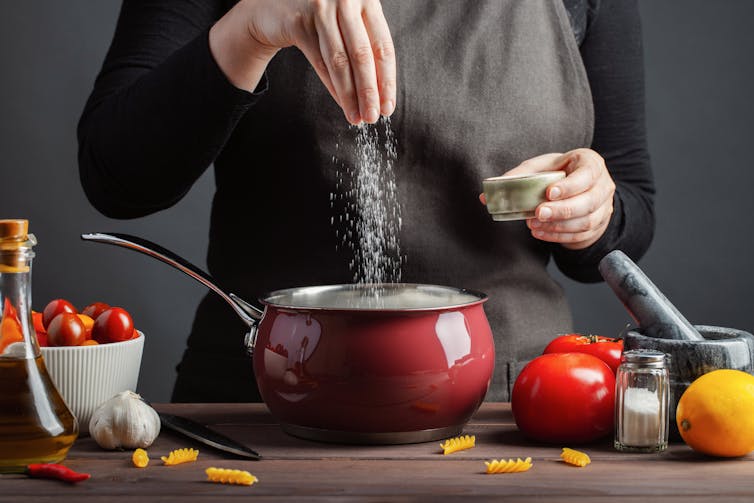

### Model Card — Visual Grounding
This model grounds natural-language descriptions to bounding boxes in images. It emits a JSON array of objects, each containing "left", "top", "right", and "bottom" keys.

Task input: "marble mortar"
[
  {"left": 624, "top": 325, "right": 754, "bottom": 440},
  {"left": 599, "top": 250, "right": 754, "bottom": 440}
]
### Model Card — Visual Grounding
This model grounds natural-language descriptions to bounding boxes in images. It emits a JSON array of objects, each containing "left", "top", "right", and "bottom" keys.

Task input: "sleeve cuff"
[
  {"left": 552, "top": 191, "right": 625, "bottom": 282},
  {"left": 198, "top": 28, "right": 269, "bottom": 112}
]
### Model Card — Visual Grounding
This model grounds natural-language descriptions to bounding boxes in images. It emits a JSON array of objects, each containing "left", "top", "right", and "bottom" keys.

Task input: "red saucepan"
[{"left": 81, "top": 233, "right": 495, "bottom": 444}]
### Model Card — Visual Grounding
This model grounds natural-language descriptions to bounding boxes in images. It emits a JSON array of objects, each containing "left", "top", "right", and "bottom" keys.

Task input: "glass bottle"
[
  {"left": 0, "top": 219, "right": 77, "bottom": 473},
  {"left": 614, "top": 349, "right": 669, "bottom": 453}
]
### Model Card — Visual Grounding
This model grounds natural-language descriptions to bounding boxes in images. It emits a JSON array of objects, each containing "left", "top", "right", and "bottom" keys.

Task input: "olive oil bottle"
[{"left": 0, "top": 220, "right": 77, "bottom": 473}]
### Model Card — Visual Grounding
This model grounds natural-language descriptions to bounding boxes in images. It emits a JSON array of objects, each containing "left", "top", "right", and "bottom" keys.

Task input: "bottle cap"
[
  {"left": 0, "top": 219, "right": 29, "bottom": 241},
  {"left": 0, "top": 219, "right": 35, "bottom": 271},
  {"left": 621, "top": 349, "right": 667, "bottom": 367}
]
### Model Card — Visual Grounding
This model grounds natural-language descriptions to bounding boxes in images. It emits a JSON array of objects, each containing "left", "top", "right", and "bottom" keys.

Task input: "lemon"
[{"left": 676, "top": 369, "right": 754, "bottom": 457}]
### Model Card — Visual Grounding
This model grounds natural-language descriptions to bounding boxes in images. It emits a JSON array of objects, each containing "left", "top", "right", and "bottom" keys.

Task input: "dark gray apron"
[{"left": 177, "top": 0, "right": 594, "bottom": 402}]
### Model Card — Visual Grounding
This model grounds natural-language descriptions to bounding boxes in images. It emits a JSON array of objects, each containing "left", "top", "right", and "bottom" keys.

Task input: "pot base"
[{"left": 280, "top": 423, "right": 464, "bottom": 445}]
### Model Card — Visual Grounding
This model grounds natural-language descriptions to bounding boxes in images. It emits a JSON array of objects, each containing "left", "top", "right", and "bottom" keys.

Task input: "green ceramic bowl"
[{"left": 482, "top": 171, "right": 565, "bottom": 221}]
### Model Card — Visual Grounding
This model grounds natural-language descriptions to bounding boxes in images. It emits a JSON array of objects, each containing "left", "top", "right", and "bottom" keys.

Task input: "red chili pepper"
[{"left": 27, "top": 463, "right": 90, "bottom": 483}]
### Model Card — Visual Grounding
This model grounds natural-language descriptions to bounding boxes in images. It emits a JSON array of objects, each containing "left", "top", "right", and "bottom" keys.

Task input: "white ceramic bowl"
[{"left": 40, "top": 333, "right": 144, "bottom": 433}]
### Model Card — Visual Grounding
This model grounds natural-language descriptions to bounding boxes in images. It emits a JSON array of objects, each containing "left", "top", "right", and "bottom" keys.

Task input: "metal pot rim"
[{"left": 260, "top": 283, "right": 488, "bottom": 312}]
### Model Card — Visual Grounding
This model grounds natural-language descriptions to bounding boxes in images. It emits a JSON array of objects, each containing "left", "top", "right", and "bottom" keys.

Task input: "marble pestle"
[{"left": 598, "top": 250, "right": 704, "bottom": 341}]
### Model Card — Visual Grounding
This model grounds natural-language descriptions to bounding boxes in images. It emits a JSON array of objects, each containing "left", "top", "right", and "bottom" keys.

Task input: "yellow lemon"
[{"left": 676, "top": 369, "right": 754, "bottom": 457}]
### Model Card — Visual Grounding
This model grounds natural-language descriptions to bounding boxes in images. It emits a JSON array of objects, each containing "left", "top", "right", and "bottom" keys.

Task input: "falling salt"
[{"left": 330, "top": 116, "right": 403, "bottom": 302}]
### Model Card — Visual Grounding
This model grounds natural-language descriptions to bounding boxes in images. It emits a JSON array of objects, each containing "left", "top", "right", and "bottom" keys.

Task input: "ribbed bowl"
[{"left": 40, "top": 334, "right": 144, "bottom": 433}]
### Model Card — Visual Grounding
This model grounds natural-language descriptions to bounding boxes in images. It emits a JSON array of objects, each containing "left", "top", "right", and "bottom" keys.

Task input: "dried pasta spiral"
[
  {"left": 161, "top": 448, "right": 199, "bottom": 466},
  {"left": 132, "top": 448, "right": 149, "bottom": 468},
  {"left": 206, "top": 467, "right": 258, "bottom": 486},
  {"left": 560, "top": 447, "right": 591, "bottom": 467},
  {"left": 439, "top": 435, "right": 476, "bottom": 455},
  {"left": 484, "top": 457, "right": 533, "bottom": 474}
]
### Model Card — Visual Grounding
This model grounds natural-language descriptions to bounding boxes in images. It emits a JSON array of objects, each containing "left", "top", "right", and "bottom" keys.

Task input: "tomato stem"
[{"left": 584, "top": 334, "right": 621, "bottom": 344}]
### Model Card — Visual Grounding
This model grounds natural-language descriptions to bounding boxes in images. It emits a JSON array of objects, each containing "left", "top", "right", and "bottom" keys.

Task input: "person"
[{"left": 78, "top": 0, "right": 654, "bottom": 402}]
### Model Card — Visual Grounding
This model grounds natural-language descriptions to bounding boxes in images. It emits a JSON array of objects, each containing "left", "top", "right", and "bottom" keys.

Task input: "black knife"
[{"left": 158, "top": 412, "right": 261, "bottom": 460}]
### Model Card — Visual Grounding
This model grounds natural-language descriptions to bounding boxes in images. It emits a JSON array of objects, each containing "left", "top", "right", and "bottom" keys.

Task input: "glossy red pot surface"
[
  {"left": 78, "top": 234, "right": 495, "bottom": 445},
  {"left": 252, "top": 284, "right": 495, "bottom": 444}
]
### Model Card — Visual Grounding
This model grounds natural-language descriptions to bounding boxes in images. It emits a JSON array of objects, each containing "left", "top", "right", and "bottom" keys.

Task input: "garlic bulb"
[{"left": 89, "top": 390, "right": 161, "bottom": 450}]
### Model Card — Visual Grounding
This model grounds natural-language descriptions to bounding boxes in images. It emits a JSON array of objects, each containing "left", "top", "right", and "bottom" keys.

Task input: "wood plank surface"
[{"left": 1, "top": 403, "right": 753, "bottom": 502}]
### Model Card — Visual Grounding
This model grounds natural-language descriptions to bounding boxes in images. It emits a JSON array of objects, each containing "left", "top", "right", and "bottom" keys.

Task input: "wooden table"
[{"left": 2, "top": 403, "right": 753, "bottom": 502}]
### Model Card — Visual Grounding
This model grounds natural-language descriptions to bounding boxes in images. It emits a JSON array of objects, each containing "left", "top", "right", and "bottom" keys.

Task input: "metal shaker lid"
[{"left": 621, "top": 349, "right": 667, "bottom": 368}]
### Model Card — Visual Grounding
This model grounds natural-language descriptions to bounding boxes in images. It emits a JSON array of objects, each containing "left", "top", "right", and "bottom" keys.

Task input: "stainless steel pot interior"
[{"left": 261, "top": 283, "right": 487, "bottom": 311}]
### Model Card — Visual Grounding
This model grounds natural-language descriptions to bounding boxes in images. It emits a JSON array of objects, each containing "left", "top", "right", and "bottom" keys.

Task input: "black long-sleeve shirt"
[
  {"left": 78, "top": 0, "right": 655, "bottom": 401},
  {"left": 78, "top": 0, "right": 654, "bottom": 284}
]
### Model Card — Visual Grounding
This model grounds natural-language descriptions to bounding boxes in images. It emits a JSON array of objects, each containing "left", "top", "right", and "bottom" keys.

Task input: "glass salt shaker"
[{"left": 614, "top": 349, "right": 669, "bottom": 453}]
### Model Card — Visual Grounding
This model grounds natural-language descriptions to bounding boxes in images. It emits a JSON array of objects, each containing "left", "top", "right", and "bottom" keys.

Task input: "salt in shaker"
[{"left": 614, "top": 349, "right": 669, "bottom": 452}]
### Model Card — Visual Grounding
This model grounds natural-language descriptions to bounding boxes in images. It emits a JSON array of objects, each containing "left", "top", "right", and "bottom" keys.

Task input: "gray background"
[{"left": 1, "top": 1, "right": 752, "bottom": 402}]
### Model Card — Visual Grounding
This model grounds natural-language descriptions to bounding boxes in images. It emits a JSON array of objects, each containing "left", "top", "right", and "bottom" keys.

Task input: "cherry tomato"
[
  {"left": 35, "top": 331, "right": 49, "bottom": 347},
  {"left": 47, "top": 313, "right": 87, "bottom": 347},
  {"left": 92, "top": 307, "right": 134, "bottom": 344},
  {"left": 31, "top": 311, "right": 48, "bottom": 347},
  {"left": 81, "top": 302, "right": 110, "bottom": 320},
  {"left": 77, "top": 314, "right": 95, "bottom": 340},
  {"left": 511, "top": 353, "right": 615, "bottom": 444},
  {"left": 42, "top": 299, "right": 77, "bottom": 330},
  {"left": 543, "top": 334, "right": 624, "bottom": 373},
  {"left": 32, "top": 311, "right": 45, "bottom": 334},
  {"left": 31, "top": 309, "right": 49, "bottom": 347}
]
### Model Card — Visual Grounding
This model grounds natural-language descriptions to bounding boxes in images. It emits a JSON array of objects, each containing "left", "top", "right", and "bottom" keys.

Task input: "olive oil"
[
  {"left": 0, "top": 356, "right": 78, "bottom": 472},
  {"left": 0, "top": 220, "right": 78, "bottom": 473}
]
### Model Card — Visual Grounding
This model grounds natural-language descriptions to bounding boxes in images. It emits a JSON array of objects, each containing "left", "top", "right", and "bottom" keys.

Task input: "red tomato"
[
  {"left": 42, "top": 299, "right": 77, "bottom": 330},
  {"left": 92, "top": 307, "right": 134, "bottom": 344},
  {"left": 76, "top": 314, "right": 95, "bottom": 340},
  {"left": 47, "top": 313, "right": 87, "bottom": 346},
  {"left": 81, "top": 302, "right": 111, "bottom": 320},
  {"left": 32, "top": 311, "right": 45, "bottom": 334},
  {"left": 32, "top": 311, "right": 48, "bottom": 346},
  {"left": 511, "top": 353, "right": 616, "bottom": 444},
  {"left": 543, "top": 334, "right": 623, "bottom": 373},
  {"left": 35, "top": 331, "right": 49, "bottom": 347}
]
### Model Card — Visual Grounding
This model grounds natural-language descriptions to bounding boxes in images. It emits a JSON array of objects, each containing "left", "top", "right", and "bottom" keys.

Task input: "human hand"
[
  {"left": 210, "top": 0, "right": 396, "bottom": 125},
  {"left": 488, "top": 149, "right": 616, "bottom": 250}
]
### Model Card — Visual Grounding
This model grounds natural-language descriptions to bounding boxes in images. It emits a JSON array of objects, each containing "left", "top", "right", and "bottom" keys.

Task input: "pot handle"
[{"left": 81, "top": 232, "right": 263, "bottom": 353}]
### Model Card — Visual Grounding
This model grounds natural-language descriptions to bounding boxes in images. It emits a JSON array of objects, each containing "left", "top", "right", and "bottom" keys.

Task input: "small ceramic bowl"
[
  {"left": 483, "top": 171, "right": 565, "bottom": 221},
  {"left": 41, "top": 333, "right": 144, "bottom": 433}
]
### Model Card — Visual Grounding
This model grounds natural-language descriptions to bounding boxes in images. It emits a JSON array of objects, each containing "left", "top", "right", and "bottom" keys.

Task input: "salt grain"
[{"left": 331, "top": 116, "right": 403, "bottom": 298}]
